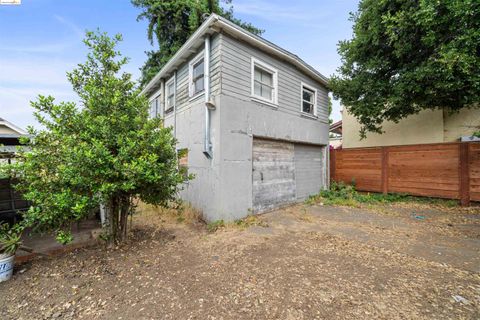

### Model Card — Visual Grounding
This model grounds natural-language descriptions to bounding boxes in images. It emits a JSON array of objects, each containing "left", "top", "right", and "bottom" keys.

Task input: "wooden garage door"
[
  {"left": 252, "top": 139, "right": 296, "bottom": 213},
  {"left": 295, "top": 144, "right": 323, "bottom": 199}
]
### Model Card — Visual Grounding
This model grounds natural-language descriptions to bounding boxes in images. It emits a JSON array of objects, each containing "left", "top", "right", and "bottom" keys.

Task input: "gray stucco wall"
[
  {"left": 147, "top": 34, "right": 224, "bottom": 221},
  {"left": 163, "top": 95, "right": 222, "bottom": 221},
  {"left": 216, "top": 94, "right": 329, "bottom": 220},
  {"left": 148, "top": 31, "right": 329, "bottom": 222}
]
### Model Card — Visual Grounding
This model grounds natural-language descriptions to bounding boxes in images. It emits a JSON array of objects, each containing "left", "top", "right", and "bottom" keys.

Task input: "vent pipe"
[{"left": 203, "top": 35, "right": 213, "bottom": 158}]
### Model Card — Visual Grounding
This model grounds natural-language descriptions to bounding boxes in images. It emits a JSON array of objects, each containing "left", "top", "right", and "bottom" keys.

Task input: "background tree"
[
  {"left": 132, "top": 0, "right": 263, "bottom": 86},
  {"left": 4, "top": 31, "right": 186, "bottom": 244},
  {"left": 330, "top": 0, "right": 480, "bottom": 136}
]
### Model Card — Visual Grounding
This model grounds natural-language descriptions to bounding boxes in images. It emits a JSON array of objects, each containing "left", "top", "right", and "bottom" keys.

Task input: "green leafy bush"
[
  {"left": 55, "top": 230, "right": 74, "bottom": 245},
  {"left": 0, "top": 223, "right": 23, "bottom": 256}
]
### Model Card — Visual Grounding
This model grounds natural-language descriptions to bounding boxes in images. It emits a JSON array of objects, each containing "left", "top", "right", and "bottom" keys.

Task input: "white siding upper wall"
[{"left": 218, "top": 33, "right": 329, "bottom": 123}]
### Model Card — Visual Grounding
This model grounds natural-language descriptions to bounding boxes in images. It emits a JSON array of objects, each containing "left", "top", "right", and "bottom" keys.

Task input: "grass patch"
[
  {"left": 233, "top": 215, "right": 268, "bottom": 229},
  {"left": 307, "top": 182, "right": 459, "bottom": 208},
  {"left": 207, "top": 215, "right": 269, "bottom": 233},
  {"left": 206, "top": 220, "right": 225, "bottom": 233}
]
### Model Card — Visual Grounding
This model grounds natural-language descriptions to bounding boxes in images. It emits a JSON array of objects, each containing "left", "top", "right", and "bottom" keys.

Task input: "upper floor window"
[
  {"left": 301, "top": 83, "right": 317, "bottom": 116},
  {"left": 251, "top": 57, "right": 278, "bottom": 105},
  {"left": 189, "top": 51, "right": 205, "bottom": 97},
  {"left": 165, "top": 77, "right": 175, "bottom": 113},
  {"left": 149, "top": 97, "right": 158, "bottom": 118}
]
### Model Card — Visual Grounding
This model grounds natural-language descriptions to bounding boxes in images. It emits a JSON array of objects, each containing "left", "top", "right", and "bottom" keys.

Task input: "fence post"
[
  {"left": 459, "top": 143, "right": 470, "bottom": 206},
  {"left": 381, "top": 147, "right": 389, "bottom": 194},
  {"left": 330, "top": 149, "right": 336, "bottom": 183}
]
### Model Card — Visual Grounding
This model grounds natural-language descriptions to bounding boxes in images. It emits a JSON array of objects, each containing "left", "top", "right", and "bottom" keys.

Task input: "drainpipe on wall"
[
  {"left": 326, "top": 146, "right": 330, "bottom": 189},
  {"left": 173, "top": 70, "right": 177, "bottom": 141},
  {"left": 160, "top": 78, "right": 165, "bottom": 119},
  {"left": 203, "top": 35, "right": 214, "bottom": 158}
]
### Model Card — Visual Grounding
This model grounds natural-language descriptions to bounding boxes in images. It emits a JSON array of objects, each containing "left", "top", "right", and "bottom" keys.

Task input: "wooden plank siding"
[
  {"left": 164, "top": 33, "right": 222, "bottom": 115},
  {"left": 330, "top": 142, "right": 480, "bottom": 205},
  {"left": 218, "top": 33, "right": 330, "bottom": 123}
]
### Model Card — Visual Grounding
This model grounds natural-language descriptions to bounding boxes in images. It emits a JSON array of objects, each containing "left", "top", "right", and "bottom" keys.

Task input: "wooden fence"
[{"left": 330, "top": 142, "right": 480, "bottom": 206}]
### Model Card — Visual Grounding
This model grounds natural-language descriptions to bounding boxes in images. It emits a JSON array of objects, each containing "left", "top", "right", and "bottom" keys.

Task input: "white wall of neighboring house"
[
  {"left": 342, "top": 107, "right": 480, "bottom": 148},
  {"left": 0, "top": 125, "right": 19, "bottom": 135},
  {"left": 0, "top": 117, "right": 27, "bottom": 136}
]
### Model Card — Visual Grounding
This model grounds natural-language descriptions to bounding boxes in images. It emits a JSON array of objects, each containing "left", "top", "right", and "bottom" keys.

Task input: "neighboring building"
[
  {"left": 0, "top": 117, "right": 27, "bottom": 154},
  {"left": 142, "top": 14, "right": 330, "bottom": 221},
  {"left": 329, "top": 120, "right": 342, "bottom": 149},
  {"left": 342, "top": 107, "right": 480, "bottom": 148},
  {"left": 0, "top": 117, "right": 29, "bottom": 224}
]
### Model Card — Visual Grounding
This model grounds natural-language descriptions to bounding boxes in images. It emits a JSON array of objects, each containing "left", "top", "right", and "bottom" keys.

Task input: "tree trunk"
[{"left": 105, "top": 194, "right": 131, "bottom": 245}]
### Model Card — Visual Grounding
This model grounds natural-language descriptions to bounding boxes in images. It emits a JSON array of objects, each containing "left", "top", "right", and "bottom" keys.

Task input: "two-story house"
[{"left": 142, "top": 14, "right": 330, "bottom": 221}]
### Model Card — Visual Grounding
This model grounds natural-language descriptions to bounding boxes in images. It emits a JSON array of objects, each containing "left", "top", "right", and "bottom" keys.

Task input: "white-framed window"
[
  {"left": 149, "top": 97, "right": 158, "bottom": 118},
  {"left": 189, "top": 50, "right": 205, "bottom": 97},
  {"left": 301, "top": 82, "right": 317, "bottom": 116},
  {"left": 251, "top": 57, "right": 278, "bottom": 105},
  {"left": 165, "top": 77, "right": 175, "bottom": 113},
  {"left": 148, "top": 88, "right": 162, "bottom": 118}
]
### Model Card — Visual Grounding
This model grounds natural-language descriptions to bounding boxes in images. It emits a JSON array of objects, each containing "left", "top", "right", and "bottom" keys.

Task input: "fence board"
[
  {"left": 330, "top": 142, "right": 479, "bottom": 205},
  {"left": 470, "top": 143, "right": 480, "bottom": 201}
]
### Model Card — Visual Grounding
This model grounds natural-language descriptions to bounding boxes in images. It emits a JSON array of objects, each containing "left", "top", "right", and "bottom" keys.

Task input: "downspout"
[
  {"left": 203, "top": 35, "right": 213, "bottom": 158},
  {"left": 173, "top": 70, "right": 177, "bottom": 140},
  {"left": 326, "top": 145, "right": 330, "bottom": 189},
  {"left": 160, "top": 78, "right": 165, "bottom": 119}
]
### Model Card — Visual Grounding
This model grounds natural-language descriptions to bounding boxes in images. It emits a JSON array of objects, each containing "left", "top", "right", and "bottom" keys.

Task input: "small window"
[
  {"left": 149, "top": 99, "right": 156, "bottom": 118},
  {"left": 189, "top": 51, "right": 205, "bottom": 97},
  {"left": 251, "top": 57, "right": 277, "bottom": 104},
  {"left": 149, "top": 96, "right": 161, "bottom": 118},
  {"left": 165, "top": 78, "right": 175, "bottom": 113},
  {"left": 301, "top": 83, "right": 317, "bottom": 116}
]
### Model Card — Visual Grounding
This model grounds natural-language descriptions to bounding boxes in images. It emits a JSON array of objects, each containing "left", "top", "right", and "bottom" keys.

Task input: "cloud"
[
  {"left": 0, "top": 15, "right": 83, "bottom": 54},
  {"left": 53, "top": 14, "right": 84, "bottom": 38},
  {"left": 0, "top": 85, "right": 78, "bottom": 130},
  {"left": 0, "top": 42, "right": 74, "bottom": 54},
  {"left": 0, "top": 57, "right": 76, "bottom": 87},
  {"left": 233, "top": 0, "right": 330, "bottom": 23}
]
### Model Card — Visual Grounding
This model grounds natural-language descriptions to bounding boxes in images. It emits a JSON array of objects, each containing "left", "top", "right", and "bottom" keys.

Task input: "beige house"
[
  {"left": 0, "top": 117, "right": 27, "bottom": 136},
  {"left": 0, "top": 117, "right": 27, "bottom": 154},
  {"left": 342, "top": 107, "right": 480, "bottom": 148}
]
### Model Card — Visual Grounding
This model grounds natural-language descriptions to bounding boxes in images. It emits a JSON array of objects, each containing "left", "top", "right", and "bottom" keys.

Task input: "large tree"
[
  {"left": 330, "top": 0, "right": 480, "bottom": 136},
  {"left": 132, "top": 0, "right": 262, "bottom": 86},
  {"left": 4, "top": 31, "right": 187, "bottom": 244}
]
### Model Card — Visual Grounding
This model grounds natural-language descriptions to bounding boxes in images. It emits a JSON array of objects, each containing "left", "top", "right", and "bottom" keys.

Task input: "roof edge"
[
  {"left": 141, "top": 14, "right": 329, "bottom": 97},
  {"left": 0, "top": 118, "right": 28, "bottom": 135}
]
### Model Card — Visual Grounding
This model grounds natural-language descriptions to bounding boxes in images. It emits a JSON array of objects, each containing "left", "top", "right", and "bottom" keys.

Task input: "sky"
[{"left": 0, "top": 0, "right": 359, "bottom": 130}]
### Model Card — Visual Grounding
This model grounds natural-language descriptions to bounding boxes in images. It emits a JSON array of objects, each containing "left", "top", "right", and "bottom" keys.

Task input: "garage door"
[
  {"left": 294, "top": 144, "right": 324, "bottom": 199},
  {"left": 252, "top": 139, "right": 296, "bottom": 213}
]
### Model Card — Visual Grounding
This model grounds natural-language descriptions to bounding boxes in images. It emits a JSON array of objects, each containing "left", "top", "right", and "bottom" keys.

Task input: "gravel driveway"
[{"left": 1, "top": 202, "right": 479, "bottom": 319}]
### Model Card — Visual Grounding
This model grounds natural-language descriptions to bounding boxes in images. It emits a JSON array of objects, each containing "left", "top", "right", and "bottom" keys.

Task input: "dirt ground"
[{"left": 1, "top": 201, "right": 479, "bottom": 320}]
